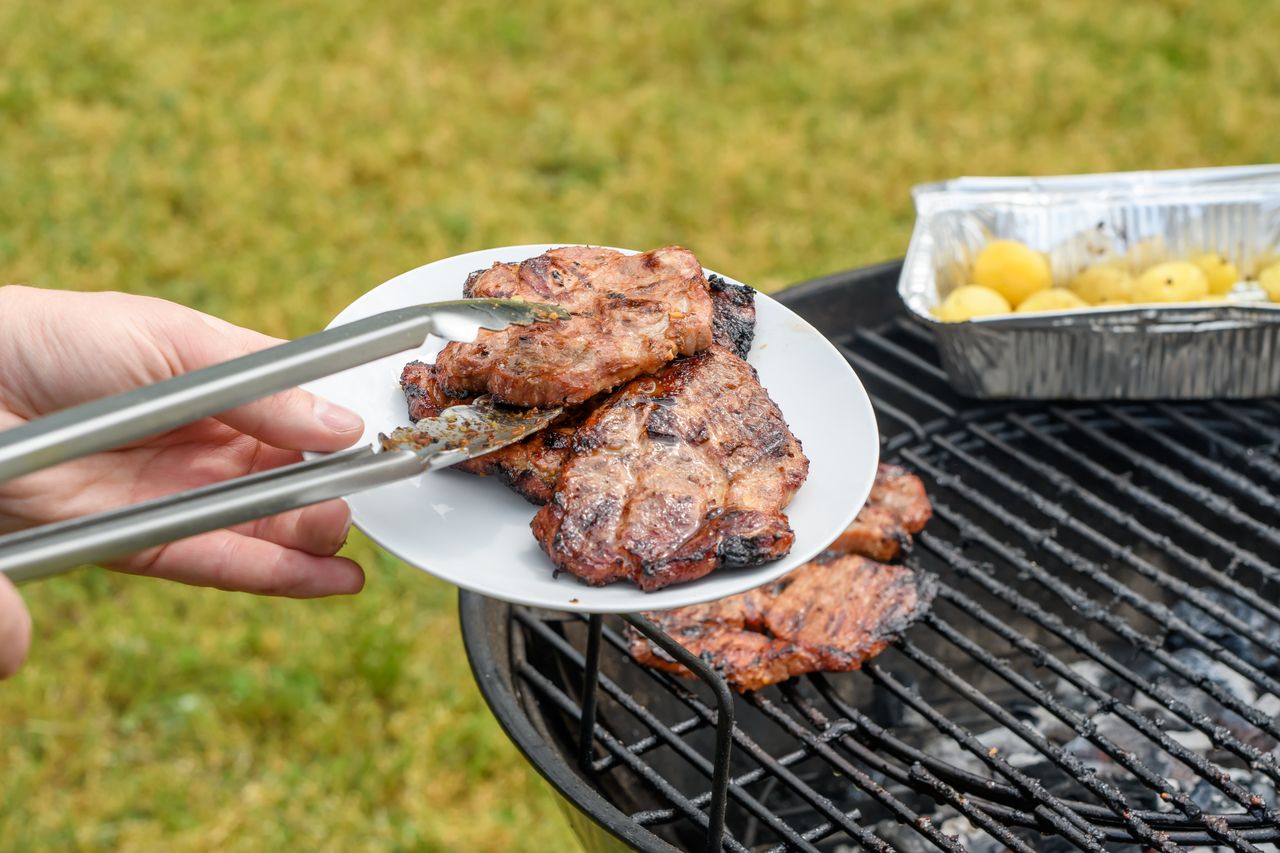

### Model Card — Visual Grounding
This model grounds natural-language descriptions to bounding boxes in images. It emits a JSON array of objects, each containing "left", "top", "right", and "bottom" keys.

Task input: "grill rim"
[
  {"left": 460, "top": 591, "right": 678, "bottom": 853},
  {"left": 458, "top": 259, "right": 1280, "bottom": 851},
  {"left": 458, "top": 262, "right": 901, "bottom": 853}
]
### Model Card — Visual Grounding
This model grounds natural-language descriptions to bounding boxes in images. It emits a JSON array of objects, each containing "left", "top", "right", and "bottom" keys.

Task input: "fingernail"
[{"left": 314, "top": 399, "right": 364, "bottom": 434}]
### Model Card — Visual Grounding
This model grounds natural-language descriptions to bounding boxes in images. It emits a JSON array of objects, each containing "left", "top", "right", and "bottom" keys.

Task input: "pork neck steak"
[
  {"left": 433, "top": 246, "right": 716, "bottom": 407},
  {"left": 531, "top": 345, "right": 808, "bottom": 591},
  {"left": 630, "top": 553, "right": 936, "bottom": 692}
]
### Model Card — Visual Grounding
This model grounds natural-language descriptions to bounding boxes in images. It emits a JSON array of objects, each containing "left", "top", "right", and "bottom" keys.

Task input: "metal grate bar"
[
  {"left": 1044, "top": 408, "right": 1280, "bottom": 591},
  {"left": 579, "top": 613, "right": 604, "bottom": 768},
  {"left": 1210, "top": 401, "right": 1280, "bottom": 450},
  {"left": 918, "top": 531, "right": 1280, "bottom": 785},
  {"left": 628, "top": 748, "right": 829, "bottom": 826},
  {"left": 905, "top": 450, "right": 1280, "bottom": 727},
  {"left": 591, "top": 715, "right": 708, "bottom": 773},
  {"left": 516, "top": 613, "right": 805, "bottom": 851},
  {"left": 626, "top": 613, "right": 736, "bottom": 853},
  {"left": 894, "top": 315, "right": 937, "bottom": 345},
  {"left": 923, "top": 613, "right": 1267, "bottom": 851},
  {"left": 1103, "top": 405, "right": 1280, "bottom": 515},
  {"left": 760, "top": 690, "right": 1057, "bottom": 853},
  {"left": 953, "top": 421, "right": 1280, "bottom": 650},
  {"left": 891, "top": 634, "right": 1180, "bottom": 851},
  {"left": 592, "top": 623, "right": 928, "bottom": 852},
  {"left": 747, "top": 691, "right": 1013, "bottom": 850},
  {"left": 967, "top": 417, "right": 1280, "bottom": 625},
  {"left": 1157, "top": 404, "right": 1280, "bottom": 484},
  {"left": 837, "top": 343, "right": 957, "bottom": 417},
  {"left": 856, "top": 328, "right": 951, "bottom": 382},
  {"left": 936, "top": 583, "right": 1278, "bottom": 824},
  {"left": 784, "top": 682, "right": 1068, "bottom": 828},
  {"left": 843, "top": 665, "right": 1110, "bottom": 849},
  {"left": 867, "top": 395, "right": 928, "bottom": 442},
  {"left": 515, "top": 661, "right": 755, "bottom": 853}
]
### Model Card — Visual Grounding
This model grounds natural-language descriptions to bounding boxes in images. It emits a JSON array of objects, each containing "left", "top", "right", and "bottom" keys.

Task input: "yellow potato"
[
  {"left": 1260, "top": 262, "right": 1280, "bottom": 302},
  {"left": 1069, "top": 265, "right": 1134, "bottom": 304},
  {"left": 1094, "top": 299, "right": 1131, "bottom": 307},
  {"left": 933, "top": 285, "right": 1012, "bottom": 322},
  {"left": 1132, "top": 261, "right": 1210, "bottom": 303},
  {"left": 1015, "top": 288, "right": 1089, "bottom": 313},
  {"left": 972, "top": 240, "right": 1051, "bottom": 307},
  {"left": 1190, "top": 253, "right": 1240, "bottom": 295}
]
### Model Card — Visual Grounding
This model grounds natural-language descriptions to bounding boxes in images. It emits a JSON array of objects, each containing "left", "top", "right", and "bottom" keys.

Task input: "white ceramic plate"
[{"left": 302, "top": 245, "right": 878, "bottom": 613}]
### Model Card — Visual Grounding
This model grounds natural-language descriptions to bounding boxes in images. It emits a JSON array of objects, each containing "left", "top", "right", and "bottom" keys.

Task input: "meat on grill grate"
[
  {"left": 629, "top": 553, "right": 936, "bottom": 691},
  {"left": 433, "top": 245, "right": 717, "bottom": 407},
  {"left": 826, "top": 462, "right": 932, "bottom": 561},
  {"left": 628, "top": 465, "right": 935, "bottom": 690}
]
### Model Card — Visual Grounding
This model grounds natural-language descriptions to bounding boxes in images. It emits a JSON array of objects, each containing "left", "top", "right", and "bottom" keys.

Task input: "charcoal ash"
[
  {"left": 1061, "top": 712, "right": 1201, "bottom": 803},
  {"left": 1129, "top": 645, "right": 1280, "bottom": 753},
  {"left": 1166, "top": 593, "right": 1280, "bottom": 676},
  {"left": 837, "top": 810, "right": 1018, "bottom": 853},
  {"left": 850, "top": 812, "right": 1075, "bottom": 853}
]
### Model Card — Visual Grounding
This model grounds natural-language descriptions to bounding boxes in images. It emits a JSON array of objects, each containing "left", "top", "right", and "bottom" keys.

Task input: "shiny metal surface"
[
  {"left": 0, "top": 394, "right": 561, "bottom": 583},
  {"left": 0, "top": 298, "right": 567, "bottom": 482},
  {"left": 900, "top": 165, "right": 1280, "bottom": 398}
]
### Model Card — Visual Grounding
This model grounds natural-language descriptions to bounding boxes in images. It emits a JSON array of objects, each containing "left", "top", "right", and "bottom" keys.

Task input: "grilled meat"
[
  {"left": 401, "top": 360, "right": 469, "bottom": 423},
  {"left": 397, "top": 360, "right": 577, "bottom": 503},
  {"left": 433, "top": 246, "right": 716, "bottom": 407},
  {"left": 398, "top": 278, "right": 759, "bottom": 505},
  {"left": 707, "top": 273, "right": 756, "bottom": 360},
  {"left": 827, "top": 464, "right": 932, "bottom": 561},
  {"left": 629, "top": 554, "right": 936, "bottom": 692},
  {"left": 531, "top": 345, "right": 808, "bottom": 591}
]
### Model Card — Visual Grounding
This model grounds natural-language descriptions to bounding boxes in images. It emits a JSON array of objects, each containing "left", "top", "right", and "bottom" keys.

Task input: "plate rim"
[{"left": 317, "top": 244, "right": 880, "bottom": 613}]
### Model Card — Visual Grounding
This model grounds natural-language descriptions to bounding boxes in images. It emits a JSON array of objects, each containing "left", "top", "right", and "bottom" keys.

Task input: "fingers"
[
  {"left": 215, "top": 388, "right": 366, "bottom": 453},
  {"left": 146, "top": 298, "right": 366, "bottom": 452},
  {"left": 0, "top": 574, "right": 32, "bottom": 679},
  {"left": 231, "top": 499, "right": 353, "bottom": 557},
  {"left": 117, "top": 529, "right": 365, "bottom": 598}
]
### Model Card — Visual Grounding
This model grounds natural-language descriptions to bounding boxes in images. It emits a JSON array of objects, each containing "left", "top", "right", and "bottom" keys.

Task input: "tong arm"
[
  {"left": 0, "top": 444, "right": 429, "bottom": 584},
  {"left": 0, "top": 298, "right": 565, "bottom": 483}
]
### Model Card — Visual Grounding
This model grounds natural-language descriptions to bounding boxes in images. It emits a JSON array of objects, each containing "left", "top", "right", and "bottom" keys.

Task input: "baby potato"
[
  {"left": 933, "top": 285, "right": 1012, "bottom": 322},
  {"left": 1259, "top": 262, "right": 1280, "bottom": 302},
  {"left": 1069, "top": 265, "right": 1134, "bottom": 304},
  {"left": 1190, "top": 253, "right": 1240, "bottom": 295},
  {"left": 1015, "top": 288, "right": 1089, "bottom": 313},
  {"left": 972, "top": 240, "right": 1051, "bottom": 307},
  {"left": 1132, "top": 261, "right": 1210, "bottom": 303}
]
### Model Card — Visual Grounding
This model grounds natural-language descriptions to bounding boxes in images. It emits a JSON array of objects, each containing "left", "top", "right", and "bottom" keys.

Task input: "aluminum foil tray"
[{"left": 901, "top": 165, "right": 1280, "bottom": 399}]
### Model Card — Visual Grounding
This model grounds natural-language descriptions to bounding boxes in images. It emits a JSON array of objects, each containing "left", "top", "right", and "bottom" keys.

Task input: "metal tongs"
[{"left": 0, "top": 299, "right": 567, "bottom": 584}]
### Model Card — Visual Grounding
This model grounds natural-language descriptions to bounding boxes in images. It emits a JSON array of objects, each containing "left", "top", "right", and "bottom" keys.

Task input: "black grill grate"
[{"left": 468, "top": 270, "right": 1280, "bottom": 852}]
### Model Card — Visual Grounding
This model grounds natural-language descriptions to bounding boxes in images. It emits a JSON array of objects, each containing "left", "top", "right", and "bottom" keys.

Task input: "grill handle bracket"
[{"left": 617, "top": 613, "right": 735, "bottom": 853}]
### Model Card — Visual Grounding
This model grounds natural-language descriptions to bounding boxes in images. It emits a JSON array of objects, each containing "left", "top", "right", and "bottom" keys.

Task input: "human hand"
[{"left": 0, "top": 285, "right": 368, "bottom": 676}]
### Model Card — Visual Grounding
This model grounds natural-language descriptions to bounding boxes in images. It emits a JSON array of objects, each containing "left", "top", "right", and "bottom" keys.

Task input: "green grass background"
[{"left": 2, "top": 1, "right": 1278, "bottom": 850}]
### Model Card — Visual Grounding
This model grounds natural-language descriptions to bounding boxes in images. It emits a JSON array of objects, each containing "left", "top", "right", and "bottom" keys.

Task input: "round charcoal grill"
[{"left": 460, "top": 261, "right": 1280, "bottom": 852}]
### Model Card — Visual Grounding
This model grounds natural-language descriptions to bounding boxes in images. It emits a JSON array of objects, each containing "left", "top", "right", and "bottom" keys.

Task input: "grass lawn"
[{"left": 2, "top": 1, "right": 1278, "bottom": 849}]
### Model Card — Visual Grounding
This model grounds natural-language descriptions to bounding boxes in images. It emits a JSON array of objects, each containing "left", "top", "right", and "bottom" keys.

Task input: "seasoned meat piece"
[
  {"left": 401, "top": 360, "right": 472, "bottom": 422},
  {"left": 433, "top": 246, "right": 716, "bottom": 407},
  {"left": 826, "top": 464, "right": 932, "bottom": 561},
  {"left": 629, "top": 554, "right": 936, "bottom": 692},
  {"left": 398, "top": 360, "right": 579, "bottom": 503},
  {"left": 531, "top": 345, "right": 808, "bottom": 591},
  {"left": 708, "top": 274, "right": 756, "bottom": 360},
  {"left": 397, "top": 280, "right": 759, "bottom": 504}
]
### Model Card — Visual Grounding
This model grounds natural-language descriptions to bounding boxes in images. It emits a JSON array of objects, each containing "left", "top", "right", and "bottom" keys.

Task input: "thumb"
[
  {"left": 164, "top": 311, "right": 366, "bottom": 452},
  {"left": 0, "top": 575, "right": 32, "bottom": 679}
]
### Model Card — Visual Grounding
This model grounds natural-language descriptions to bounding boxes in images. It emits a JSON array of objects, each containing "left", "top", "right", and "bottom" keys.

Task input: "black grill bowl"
[{"left": 461, "top": 261, "right": 1280, "bottom": 852}]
